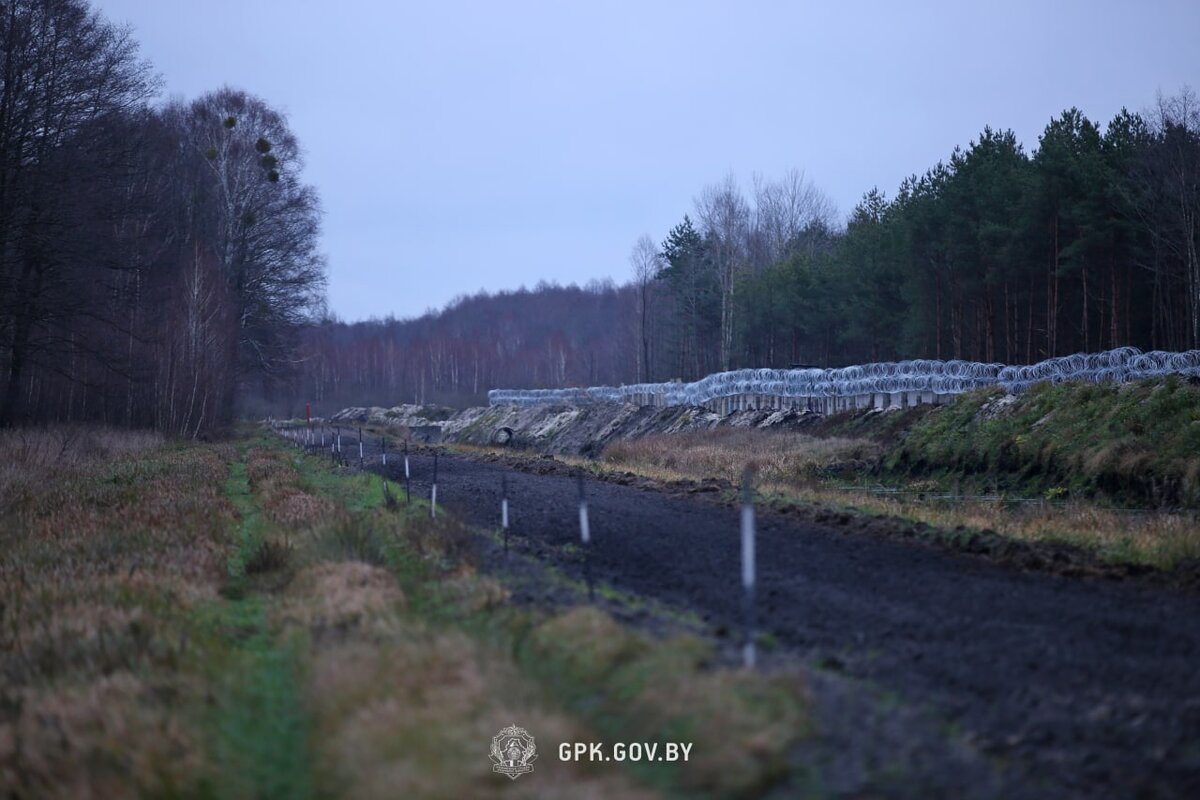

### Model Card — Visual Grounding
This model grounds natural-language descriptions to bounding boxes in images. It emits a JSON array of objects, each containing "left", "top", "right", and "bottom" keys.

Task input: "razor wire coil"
[{"left": 487, "top": 348, "right": 1200, "bottom": 407}]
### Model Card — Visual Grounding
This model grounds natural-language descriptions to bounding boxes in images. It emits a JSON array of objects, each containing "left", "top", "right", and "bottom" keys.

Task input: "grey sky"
[{"left": 95, "top": 0, "right": 1199, "bottom": 322}]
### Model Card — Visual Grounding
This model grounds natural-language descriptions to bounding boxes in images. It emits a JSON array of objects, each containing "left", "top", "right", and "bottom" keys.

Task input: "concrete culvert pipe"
[{"left": 492, "top": 427, "right": 514, "bottom": 446}]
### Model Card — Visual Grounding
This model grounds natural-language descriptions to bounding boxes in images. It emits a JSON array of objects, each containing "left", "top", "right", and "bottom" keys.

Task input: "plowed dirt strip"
[{"left": 348, "top": 437, "right": 1200, "bottom": 799}]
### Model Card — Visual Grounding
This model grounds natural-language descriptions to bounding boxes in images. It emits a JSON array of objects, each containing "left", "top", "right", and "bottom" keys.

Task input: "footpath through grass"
[
  {"left": 1, "top": 426, "right": 813, "bottom": 798},
  {"left": 207, "top": 443, "right": 313, "bottom": 799}
]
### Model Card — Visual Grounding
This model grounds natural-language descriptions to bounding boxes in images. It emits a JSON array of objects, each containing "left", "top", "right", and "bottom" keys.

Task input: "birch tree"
[
  {"left": 629, "top": 234, "right": 660, "bottom": 382},
  {"left": 695, "top": 174, "right": 750, "bottom": 370}
]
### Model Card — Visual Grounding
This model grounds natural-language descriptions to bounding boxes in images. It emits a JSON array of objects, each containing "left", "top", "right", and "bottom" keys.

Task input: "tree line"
[
  {"left": 7, "top": 3, "right": 1194, "bottom": 422},
  {"left": 0, "top": 0, "right": 325, "bottom": 434},
  {"left": 295, "top": 88, "right": 1198, "bottom": 411},
  {"left": 637, "top": 90, "right": 1200, "bottom": 380},
  {"left": 257, "top": 282, "right": 637, "bottom": 417}
]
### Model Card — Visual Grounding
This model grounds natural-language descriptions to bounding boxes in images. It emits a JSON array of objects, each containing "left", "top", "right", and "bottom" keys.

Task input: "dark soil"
[{"left": 331, "top": 433, "right": 1200, "bottom": 798}]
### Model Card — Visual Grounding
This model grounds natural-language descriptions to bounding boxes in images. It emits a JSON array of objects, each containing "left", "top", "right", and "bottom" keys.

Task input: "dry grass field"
[{"left": 0, "top": 426, "right": 810, "bottom": 799}]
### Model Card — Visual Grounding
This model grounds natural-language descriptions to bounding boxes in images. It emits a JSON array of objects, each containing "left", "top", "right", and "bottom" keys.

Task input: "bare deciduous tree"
[
  {"left": 695, "top": 173, "right": 750, "bottom": 371},
  {"left": 173, "top": 91, "right": 326, "bottom": 370},
  {"left": 752, "top": 168, "right": 838, "bottom": 267},
  {"left": 0, "top": 5, "right": 326, "bottom": 433},
  {"left": 630, "top": 234, "right": 660, "bottom": 382},
  {"left": 0, "top": 0, "right": 156, "bottom": 426},
  {"left": 1147, "top": 88, "right": 1200, "bottom": 347}
]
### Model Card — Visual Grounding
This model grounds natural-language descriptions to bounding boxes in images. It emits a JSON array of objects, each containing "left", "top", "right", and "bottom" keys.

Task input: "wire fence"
[{"left": 487, "top": 347, "right": 1200, "bottom": 409}]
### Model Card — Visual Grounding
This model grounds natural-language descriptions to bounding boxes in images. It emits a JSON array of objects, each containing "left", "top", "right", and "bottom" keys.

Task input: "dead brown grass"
[
  {"left": 303, "top": 620, "right": 658, "bottom": 800},
  {"left": 248, "top": 447, "right": 337, "bottom": 530},
  {"left": 4, "top": 427, "right": 812, "bottom": 797},
  {"left": 604, "top": 427, "right": 879, "bottom": 486},
  {"left": 526, "top": 607, "right": 811, "bottom": 796},
  {"left": 797, "top": 487, "right": 1200, "bottom": 569},
  {"left": 0, "top": 425, "right": 162, "bottom": 468},
  {"left": 276, "top": 562, "right": 406, "bottom": 633},
  {"left": 0, "top": 425, "right": 163, "bottom": 504},
  {"left": 0, "top": 671, "right": 202, "bottom": 800},
  {"left": 600, "top": 427, "right": 1200, "bottom": 569},
  {"left": 0, "top": 430, "right": 233, "bottom": 797}
]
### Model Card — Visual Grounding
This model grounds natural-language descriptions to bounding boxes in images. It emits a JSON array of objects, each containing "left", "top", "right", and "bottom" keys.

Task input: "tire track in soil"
[{"left": 335, "top": 433, "right": 1200, "bottom": 798}]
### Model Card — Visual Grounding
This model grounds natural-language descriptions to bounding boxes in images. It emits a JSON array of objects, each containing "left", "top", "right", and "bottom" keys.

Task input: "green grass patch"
[
  {"left": 223, "top": 458, "right": 264, "bottom": 591},
  {"left": 296, "top": 457, "right": 387, "bottom": 513},
  {"left": 188, "top": 597, "right": 313, "bottom": 800},
  {"left": 889, "top": 379, "right": 1200, "bottom": 507},
  {"left": 182, "top": 446, "right": 317, "bottom": 798}
]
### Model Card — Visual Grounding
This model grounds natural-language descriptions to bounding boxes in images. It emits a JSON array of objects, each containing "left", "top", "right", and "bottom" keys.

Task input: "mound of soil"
[{"left": 333, "top": 401, "right": 824, "bottom": 456}]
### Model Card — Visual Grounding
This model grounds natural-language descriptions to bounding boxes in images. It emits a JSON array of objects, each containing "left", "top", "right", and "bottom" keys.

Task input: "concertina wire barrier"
[{"left": 487, "top": 347, "right": 1200, "bottom": 408}]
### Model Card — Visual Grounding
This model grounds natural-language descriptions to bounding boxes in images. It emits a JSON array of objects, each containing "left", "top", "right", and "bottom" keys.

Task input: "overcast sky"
[{"left": 95, "top": 0, "right": 1199, "bottom": 322}]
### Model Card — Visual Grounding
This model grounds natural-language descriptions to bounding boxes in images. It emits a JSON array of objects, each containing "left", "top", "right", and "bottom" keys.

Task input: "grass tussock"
[
  {"left": 304, "top": 623, "right": 656, "bottom": 800},
  {"left": 524, "top": 607, "right": 811, "bottom": 796},
  {"left": 248, "top": 447, "right": 337, "bottom": 530},
  {"left": 0, "top": 429, "right": 234, "bottom": 796},
  {"left": 1, "top": 671, "right": 203, "bottom": 799},
  {"left": 244, "top": 534, "right": 296, "bottom": 574},
  {"left": 276, "top": 561, "right": 406, "bottom": 635}
]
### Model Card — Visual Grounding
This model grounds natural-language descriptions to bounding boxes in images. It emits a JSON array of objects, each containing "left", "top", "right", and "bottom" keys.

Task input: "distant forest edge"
[
  {"left": 2, "top": 5, "right": 1199, "bottom": 429},
  {"left": 287, "top": 89, "right": 1200, "bottom": 415}
]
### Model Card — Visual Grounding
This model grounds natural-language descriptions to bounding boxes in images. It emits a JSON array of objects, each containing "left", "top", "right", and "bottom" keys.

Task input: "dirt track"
[{"left": 344, "top": 437, "right": 1200, "bottom": 798}]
